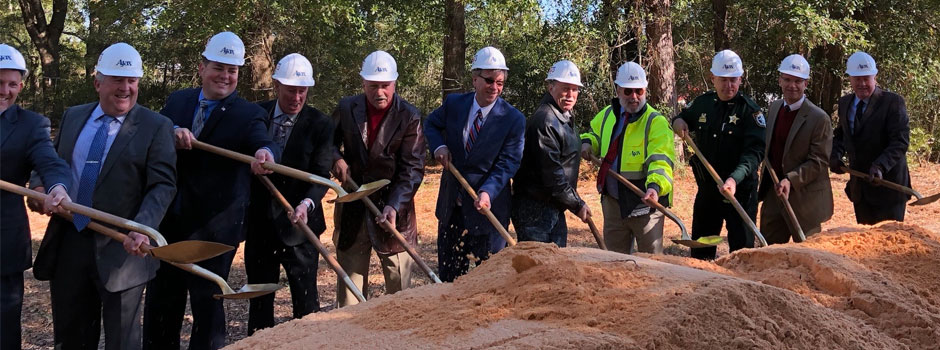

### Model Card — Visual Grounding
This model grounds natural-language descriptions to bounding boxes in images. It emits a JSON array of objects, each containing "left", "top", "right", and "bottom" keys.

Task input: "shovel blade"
[
  {"left": 911, "top": 192, "right": 940, "bottom": 206},
  {"left": 214, "top": 283, "right": 282, "bottom": 300},
  {"left": 150, "top": 241, "right": 235, "bottom": 264},
  {"left": 672, "top": 235, "right": 723, "bottom": 249},
  {"left": 331, "top": 179, "right": 391, "bottom": 203}
]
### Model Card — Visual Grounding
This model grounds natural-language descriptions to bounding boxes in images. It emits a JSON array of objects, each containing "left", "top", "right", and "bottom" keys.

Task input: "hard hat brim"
[
  {"left": 202, "top": 53, "right": 245, "bottom": 67},
  {"left": 614, "top": 80, "right": 648, "bottom": 89},
  {"left": 274, "top": 77, "right": 315, "bottom": 87},
  {"left": 95, "top": 68, "right": 144, "bottom": 78},
  {"left": 359, "top": 72, "right": 399, "bottom": 82},
  {"left": 845, "top": 69, "right": 878, "bottom": 77},
  {"left": 710, "top": 68, "right": 743, "bottom": 78},
  {"left": 778, "top": 70, "right": 809, "bottom": 80},
  {"left": 545, "top": 78, "right": 583, "bottom": 87}
]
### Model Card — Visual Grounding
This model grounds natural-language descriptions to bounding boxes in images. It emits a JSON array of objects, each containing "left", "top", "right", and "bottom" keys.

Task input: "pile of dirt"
[{"left": 226, "top": 223, "right": 940, "bottom": 349}]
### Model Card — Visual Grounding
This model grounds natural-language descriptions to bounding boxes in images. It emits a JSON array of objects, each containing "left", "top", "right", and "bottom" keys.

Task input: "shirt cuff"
[
  {"left": 433, "top": 145, "right": 448, "bottom": 154},
  {"left": 46, "top": 183, "right": 67, "bottom": 194},
  {"left": 301, "top": 198, "right": 315, "bottom": 213}
]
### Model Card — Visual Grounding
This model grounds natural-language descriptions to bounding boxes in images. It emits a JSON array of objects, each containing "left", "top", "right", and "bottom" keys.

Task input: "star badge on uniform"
[
  {"left": 698, "top": 113, "right": 707, "bottom": 123},
  {"left": 728, "top": 114, "right": 738, "bottom": 124},
  {"left": 753, "top": 111, "right": 766, "bottom": 128}
]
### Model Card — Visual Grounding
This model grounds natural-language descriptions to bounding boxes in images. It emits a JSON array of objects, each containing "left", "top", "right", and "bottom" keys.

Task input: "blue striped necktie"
[
  {"left": 465, "top": 109, "right": 484, "bottom": 153},
  {"left": 192, "top": 100, "right": 209, "bottom": 137},
  {"left": 73, "top": 115, "right": 115, "bottom": 231}
]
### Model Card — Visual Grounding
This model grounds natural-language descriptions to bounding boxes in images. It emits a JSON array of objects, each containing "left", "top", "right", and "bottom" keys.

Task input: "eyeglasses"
[
  {"left": 621, "top": 88, "right": 645, "bottom": 96},
  {"left": 479, "top": 76, "right": 505, "bottom": 87}
]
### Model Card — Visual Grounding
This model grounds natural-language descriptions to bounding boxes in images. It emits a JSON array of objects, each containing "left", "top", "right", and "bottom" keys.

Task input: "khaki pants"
[
  {"left": 334, "top": 208, "right": 414, "bottom": 307},
  {"left": 601, "top": 195, "right": 665, "bottom": 254}
]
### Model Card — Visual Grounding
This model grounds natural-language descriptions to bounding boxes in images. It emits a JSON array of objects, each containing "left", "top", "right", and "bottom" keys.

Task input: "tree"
[
  {"left": 442, "top": 0, "right": 466, "bottom": 100},
  {"left": 645, "top": 0, "right": 677, "bottom": 112},
  {"left": 711, "top": 0, "right": 730, "bottom": 51},
  {"left": 18, "top": 0, "right": 67, "bottom": 116}
]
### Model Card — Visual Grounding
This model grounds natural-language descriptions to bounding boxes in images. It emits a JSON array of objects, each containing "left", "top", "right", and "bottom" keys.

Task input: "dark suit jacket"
[
  {"left": 759, "top": 98, "right": 833, "bottom": 229},
  {"left": 246, "top": 100, "right": 333, "bottom": 246},
  {"left": 424, "top": 92, "right": 525, "bottom": 240},
  {"left": 0, "top": 105, "right": 71, "bottom": 275},
  {"left": 831, "top": 87, "right": 911, "bottom": 206},
  {"left": 332, "top": 93, "right": 426, "bottom": 254},
  {"left": 33, "top": 102, "right": 176, "bottom": 292},
  {"left": 159, "top": 88, "right": 280, "bottom": 246}
]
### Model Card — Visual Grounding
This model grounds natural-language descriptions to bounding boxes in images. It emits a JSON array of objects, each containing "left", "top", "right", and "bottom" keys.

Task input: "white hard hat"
[
  {"left": 201, "top": 31, "right": 245, "bottom": 66},
  {"left": 359, "top": 51, "right": 398, "bottom": 81},
  {"left": 710, "top": 49, "right": 743, "bottom": 77},
  {"left": 545, "top": 60, "right": 583, "bottom": 87},
  {"left": 272, "top": 53, "right": 315, "bottom": 87},
  {"left": 778, "top": 54, "right": 810, "bottom": 79},
  {"left": 845, "top": 51, "right": 877, "bottom": 76},
  {"left": 95, "top": 43, "right": 143, "bottom": 78},
  {"left": 470, "top": 46, "right": 509, "bottom": 71},
  {"left": 0, "top": 44, "right": 28, "bottom": 77},
  {"left": 614, "top": 61, "right": 648, "bottom": 89}
]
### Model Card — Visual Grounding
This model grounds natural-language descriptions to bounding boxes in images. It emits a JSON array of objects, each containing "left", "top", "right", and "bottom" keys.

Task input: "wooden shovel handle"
[
  {"left": 763, "top": 158, "right": 806, "bottom": 242},
  {"left": 584, "top": 217, "right": 608, "bottom": 250},
  {"left": 443, "top": 162, "right": 517, "bottom": 246},
  {"left": 840, "top": 166, "right": 923, "bottom": 199}
]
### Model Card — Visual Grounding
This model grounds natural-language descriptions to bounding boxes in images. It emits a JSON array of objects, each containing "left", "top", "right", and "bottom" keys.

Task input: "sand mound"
[{"left": 227, "top": 224, "right": 940, "bottom": 349}]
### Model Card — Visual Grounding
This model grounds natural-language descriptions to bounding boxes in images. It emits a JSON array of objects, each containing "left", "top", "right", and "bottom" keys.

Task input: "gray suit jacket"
[
  {"left": 759, "top": 98, "right": 833, "bottom": 229},
  {"left": 33, "top": 102, "right": 176, "bottom": 292}
]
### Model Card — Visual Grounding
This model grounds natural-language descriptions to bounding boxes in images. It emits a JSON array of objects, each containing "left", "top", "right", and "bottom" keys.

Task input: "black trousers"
[
  {"left": 50, "top": 227, "right": 146, "bottom": 350},
  {"left": 143, "top": 249, "right": 236, "bottom": 350},
  {"left": 690, "top": 188, "right": 758, "bottom": 260},
  {"left": 437, "top": 213, "right": 493, "bottom": 282},
  {"left": 0, "top": 273, "right": 23, "bottom": 350},
  {"left": 244, "top": 233, "right": 319, "bottom": 335},
  {"left": 853, "top": 200, "right": 905, "bottom": 225}
]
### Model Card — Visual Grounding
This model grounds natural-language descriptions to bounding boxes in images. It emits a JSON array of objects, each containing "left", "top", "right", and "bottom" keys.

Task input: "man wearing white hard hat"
[
  {"left": 331, "top": 50, "right": 424, "bottom": 305},
  {"left": 580, "top": 61, "right": 676, "bottom": 254},
  {"left": 425, "top": 46, "right": 525, "bottom": 281},
  {"left": 244, "top": 53, "right": 332, "bottom": 333},
  {"left": 0, "top": 43, "right": 71, "bottom": 350},
  {"left": 830, "top": 51, "right": 910, "bottom": 224},
  {"left": 758, "top": 54, "right": 833, "bottom": 244},
  {"left": 143, "top": 31, "right": 280, "bottom": 350},
  {"left": 672, "top": 49, "right": 765, "bottom": 260},
  {"left": 512, "top": 60, "right": 590, "bottom": 247},
  {"left": 29, "top": 42, "right": 176, "bottom": 350}
]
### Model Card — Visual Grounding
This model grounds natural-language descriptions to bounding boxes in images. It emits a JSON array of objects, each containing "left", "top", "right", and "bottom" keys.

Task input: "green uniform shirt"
[{"left": 675, "top": 91, "right": 766, "bottom": 192}]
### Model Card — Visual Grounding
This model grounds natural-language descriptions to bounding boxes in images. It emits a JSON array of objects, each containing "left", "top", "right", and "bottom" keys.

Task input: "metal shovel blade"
[
  {"left": 911, "top": 192, "right": 940, "bottom": 206},
  {"left": 331, "top": 179, "right": 391, "bottom": 203},
  {"left": 149, "top": 241, "right": 235, "bottom": 264},
  {"left": 672, "top": 235, "right": 722, "bottom": 249},
  {"left": 214, "top": 283, "right": 282, "bottom": 300}
]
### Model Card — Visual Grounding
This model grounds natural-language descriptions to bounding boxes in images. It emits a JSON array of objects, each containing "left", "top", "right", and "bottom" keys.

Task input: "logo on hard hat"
[
  {"left": 568, "top": 71, "right": 577, "bottom": 77},
  {"left": 294, "top": 71, "right": 306, "bottom": 77},
  {"left": 629, "top": 75, "right": 639, "bottom": 81},
  {"left": 376, "top": 67, "right": 387, "bottom": 72},
  {"left": 548, "top": 66, "right": 556, "bottom": 74},
  {"left": 0, "top": 55, "right": 11, "bottom": 61},
  {"left": 116, "top": 59, "right": 133, "bottom": 67},
  {"left": 859, "top": 64, "right": 869, "bottom": 69},
  {"left": 723, "top": 64, "right": 735, "bottom": 70},
  {"left": 220, "top": 47, "right": 235, "bottom": 55},
  {"left": 791, "top": 64, "right": 801, "bottom": 70},
  {"left": 490, "top": 56, "right": 498, "bottom": 63}
]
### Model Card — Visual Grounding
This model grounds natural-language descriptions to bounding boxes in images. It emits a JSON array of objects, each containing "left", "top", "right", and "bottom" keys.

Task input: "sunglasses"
[
  {"left": 621, "top": 87, "right": 645, "bottom": 96},
  {"left": 479, "top": 76, "right": 505, "bottom": 87}
]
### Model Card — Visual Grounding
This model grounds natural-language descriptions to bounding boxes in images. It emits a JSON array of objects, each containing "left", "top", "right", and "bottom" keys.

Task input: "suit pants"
[
  {"left": 853, "top": 200, "right": 905, "bottom": 225},
  {"left": 511, "top": 195, "right": 568, "bottom": 248},
  {"left": 600, "top": 195, "right": 665, "bottom": 254},
  {"left": 143, "top": 249, "right": 236, "bottom": 350},
  {"left": 1, "top": 273, "right": 24, "bottom": 350},
  {"left": 245, "top": 232, "right": 320, "bottom": 335},
  {"left": 50, "top": 227, "right": 146, "bottom": 350},
  {"left": 759, "top": 196, "right": 821, "bottom": 244},
  {"left": 690, "top": 188, "right": 758, "bottom": 260},
  {"left": 437, "top": 213, "right": 493, "bottom": 282},
  {"left": 334, "top": 212, "right": 414, "bottom": 307}
]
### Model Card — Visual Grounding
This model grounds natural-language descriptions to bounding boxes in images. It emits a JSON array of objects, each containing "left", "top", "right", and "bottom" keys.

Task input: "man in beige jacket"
[{"left": 759, "top": 54, "right": 833, "bottom": 243}]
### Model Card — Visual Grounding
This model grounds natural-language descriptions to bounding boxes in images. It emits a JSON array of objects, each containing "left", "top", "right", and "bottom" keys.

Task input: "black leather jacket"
[{"left": 512, "top": 93, "right": 585, "bottom": 212}]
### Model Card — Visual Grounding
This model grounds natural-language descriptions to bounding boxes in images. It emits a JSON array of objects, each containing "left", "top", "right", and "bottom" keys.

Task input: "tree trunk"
[
  {"left": 711, "top": 0, "right": 731, "bottom": 52},
  {"left": 645, "top": 0, "right": 676, "bottom": 112},
  {"left": 808, "top": 43, "right": 844, "bottom": 118},
  {"left": 244, "top": 1, "right": 275, "bottom": 102},
  {"left": 18, "top": 0, "right": 67, "bottom": 117},
  {"left": 601, "top": 0, "right": 639, "bottom": 87},
  {"left": 442, "top": 0, "right": 466, "bottom": 100}
]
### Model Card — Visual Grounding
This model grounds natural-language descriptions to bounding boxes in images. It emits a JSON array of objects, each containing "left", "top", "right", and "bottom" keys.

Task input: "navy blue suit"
[
  {"left": 424, "top": 92, "right": 524, "bottom": 282},
  {"left": 144, "top": 88, "right": 279, "bottom": 350},
  {"left": 0, "top": 105, "right": 70, "bottom": 350}
]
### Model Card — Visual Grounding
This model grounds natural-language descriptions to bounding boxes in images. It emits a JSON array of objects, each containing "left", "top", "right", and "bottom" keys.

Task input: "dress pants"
[
  {"left": 0, "top": 273, "right": 24, "bottom": 350},
  {"left": 143, "top": 250, "right": 236, "bottom": 350},
  {"left": 437, "top": 213, "right": 493, "bottom": 282},
  {"left": 511, "top": 195, "right": 568, "bottom": 248},
  {"left": 759, "top": 196, "right": 821, "bottom": 244},
  {"left": 245, "top": 231, "right": 320, "bottom": 335},
  {"left": 334, "top": 211, "right": 413, "bottom": 307},
  {"left": 853, "top": 200, "right": 905, "bottom": 225},
  {"left": 690, "top": 188, "right": 758, "bottom": 260},
  {"left": 600, "top": 195, "right": 665, "bottom": 254}
]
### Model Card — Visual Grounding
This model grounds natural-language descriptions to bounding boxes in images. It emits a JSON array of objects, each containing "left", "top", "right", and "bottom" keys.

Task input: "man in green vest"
[
  {"left": 580, "top": 62, "right": 676, "bottom": 254},
  {"left": 672, "top": 50, "right": 766, "bottom": 260}
]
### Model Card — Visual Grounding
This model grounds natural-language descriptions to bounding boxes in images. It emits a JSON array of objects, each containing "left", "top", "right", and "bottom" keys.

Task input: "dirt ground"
[{"left": 17, "top": 162, "right": 940, "bottom": 349}]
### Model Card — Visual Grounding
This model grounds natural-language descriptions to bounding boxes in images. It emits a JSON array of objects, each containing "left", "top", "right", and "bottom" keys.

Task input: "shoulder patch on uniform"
[{"left": 753, "top": 111, "right": 766, "bottom": 128}]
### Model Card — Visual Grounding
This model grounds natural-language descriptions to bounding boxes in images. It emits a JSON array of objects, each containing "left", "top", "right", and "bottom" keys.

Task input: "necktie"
[
  {"left": 73, "top": 115, "right": 115, "bottom": 231},
  {"left": 192, "top": 100, "right": 209, "bottom": 137},
  {"left": 597, "top": 115, "right": 626, "bottom": 192},
  {"left": 853, "top": 100, "right": 865, "bottom": 134},
  {"left": 465, "top": 109, "right": 484, "bottom": 153},
  {"left": 273, "top": 114, "right": 294, "bottom": 147}
]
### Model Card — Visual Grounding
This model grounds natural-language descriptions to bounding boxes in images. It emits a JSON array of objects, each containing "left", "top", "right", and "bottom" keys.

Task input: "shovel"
[
  {"left": 191, "top": 140, "right": 389, "bottom": 203},
  {"left": 443, "top": 161, "right": 517, "bottom": 247},
  {"left": 346, "top": 179, "right": 443, "bottom": 284},
  {"left": 680, "top": 134, "right": 767, "bottom": 247},
  {"left": 0, "top": 180, "right": 232, "bottom": 264},
  {"left": 762, "top": 158, "right": 806, "bottom": 242},
  {"left": 841, "top": 166, "right": 940, "bottom": 206},
  {"left": 256, "top": 175, "right": 367, "bottom": 302},
  {"left": 584, "top": 217, "right": 608, "bottom": 250},
  {"left": 587, "top": 156, "right": 719, "bottom": 248}
]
